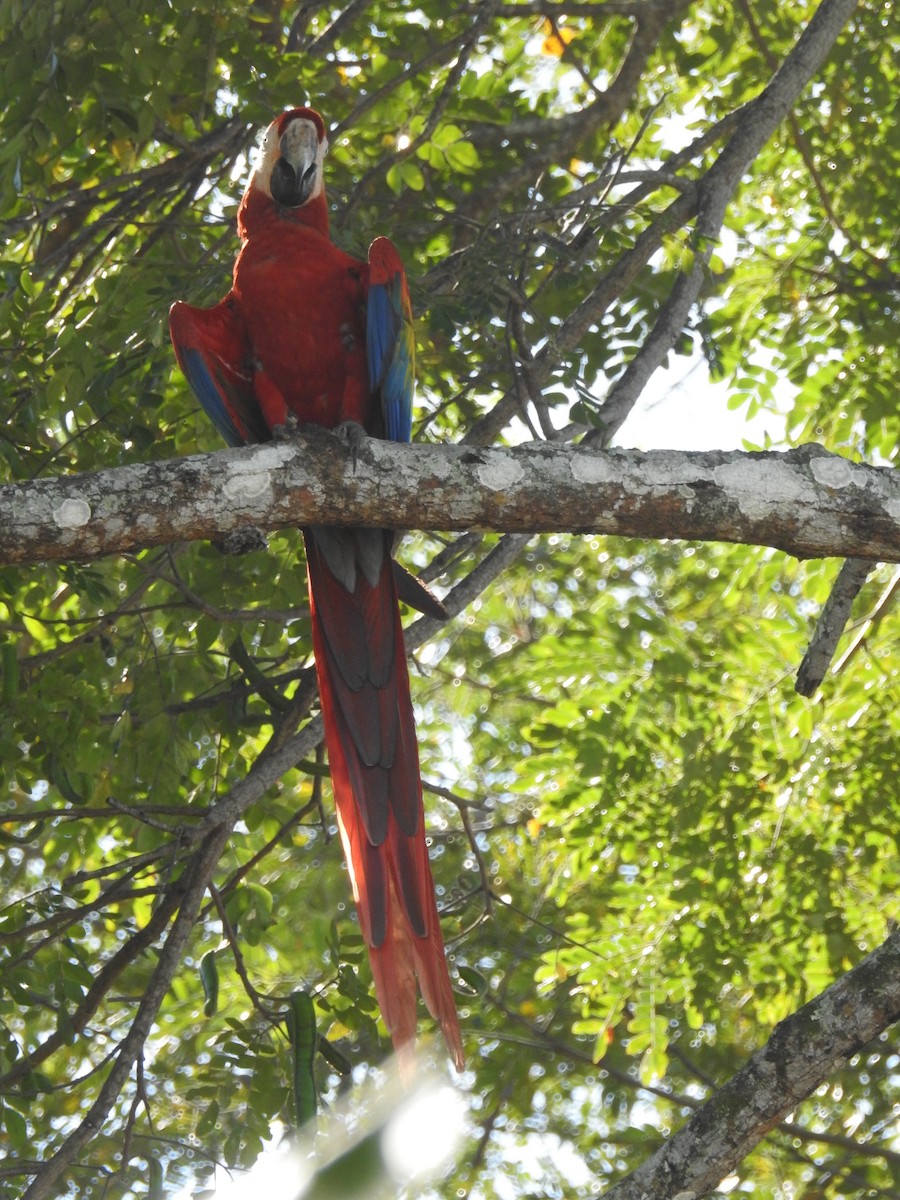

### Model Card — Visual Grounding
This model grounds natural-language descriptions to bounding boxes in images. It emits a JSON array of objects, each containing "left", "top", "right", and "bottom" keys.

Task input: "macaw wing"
[
  {"left": 169, "top": 298, "right": 269, "bottom": 447},
  {"left": 366, "top": 237, "right": 415, "bottom": 445}
]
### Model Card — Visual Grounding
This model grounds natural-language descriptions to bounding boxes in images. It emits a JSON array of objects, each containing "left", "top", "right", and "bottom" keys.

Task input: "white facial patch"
[{"left": 251, "top": 116, "right": 328, "bottom": 202}]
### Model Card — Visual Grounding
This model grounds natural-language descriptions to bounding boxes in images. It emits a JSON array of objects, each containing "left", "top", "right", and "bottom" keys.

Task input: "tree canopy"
[{"left": 1, "top": 1, "right": 898, "bottom": 1197}]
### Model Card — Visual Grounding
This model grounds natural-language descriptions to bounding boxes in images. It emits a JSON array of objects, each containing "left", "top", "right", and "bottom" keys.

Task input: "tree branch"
[
  {"left": 594, "top": 0, "right": 860, "bottom": 442},
  {"left": 0, "top": 882, "right": 184, "bottom": 1091},
  {"left": 1, "top": 437, "right": 897, "bottom": 567},
  {"left": 603, "top": 927, "right": 900, "bottom": 1200},
  {"left": 21, "top": 825, "right": 233, "bottom": 1200},
  {"left": 795, "top": 557, "right": 873, "bottom": 695}
]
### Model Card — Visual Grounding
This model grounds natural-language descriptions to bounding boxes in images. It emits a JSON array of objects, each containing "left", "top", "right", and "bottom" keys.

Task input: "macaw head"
[{"left": 252, "top": 107, "right": 328, "bottom": 209}]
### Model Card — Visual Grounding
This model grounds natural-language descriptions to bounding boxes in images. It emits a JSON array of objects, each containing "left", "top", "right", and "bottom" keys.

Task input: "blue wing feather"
[
  {"left": 169, "top": 299, "right": 268, "bottom": 447},
  {"left": 366, "top": 239, "right": 414, "bottom": 445},
  {"left": 179, "top": 347, "right": 246, "bottom": 448}
]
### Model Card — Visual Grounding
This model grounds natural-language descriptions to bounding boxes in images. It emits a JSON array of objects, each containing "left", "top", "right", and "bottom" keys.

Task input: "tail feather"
[
  {"left": 305, "top": 527, "right": 395, "bottom": 689},
  {"left": 304, "top": 528, "right": 464, "bottom": 1072}
]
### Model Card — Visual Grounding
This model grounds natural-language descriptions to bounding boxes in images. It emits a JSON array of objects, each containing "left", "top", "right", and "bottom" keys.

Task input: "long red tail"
[{"left": 304, "top": 527, "right": 464, "bottom": 1073}]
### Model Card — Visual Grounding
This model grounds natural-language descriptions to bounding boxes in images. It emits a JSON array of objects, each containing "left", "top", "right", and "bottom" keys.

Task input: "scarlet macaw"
[{"left": 169, "top": 108, "right": 463, "bottom": 1073}]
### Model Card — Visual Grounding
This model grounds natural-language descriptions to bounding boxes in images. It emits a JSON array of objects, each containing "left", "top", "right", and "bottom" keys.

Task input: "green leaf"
[
  {"left": 2, "top": 1102, "right": 27, "bottom": 1150},
  {"left": 195, "top": 1098, "right": 220, "bottom": 1139},
  {"left": 286, "top": 990, "right": 317, "bottom": 1127},
  {"left": 398, "top": 160, "right": 425, "bottom": 191},
  {"left": 200, "top": 950, "right": 220, "bottom": 1018}
]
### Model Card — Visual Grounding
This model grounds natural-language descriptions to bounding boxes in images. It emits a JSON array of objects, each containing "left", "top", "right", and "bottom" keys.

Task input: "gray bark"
[
  {"left": 1, "top": 438, "right": 897, "bottom": 567},
  {"left": 795, "top": 557, "right": 873, "bottom": 694}
]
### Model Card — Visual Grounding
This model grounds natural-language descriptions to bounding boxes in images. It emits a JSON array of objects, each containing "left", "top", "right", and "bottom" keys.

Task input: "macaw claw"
[
  {"left": 272, "top": 412, "right": 302, "bottom": 440},
  {"left": 332, "top": 420, "right": 367, "bottom": 472},
  {"left": 273, "top": 416, "right": 366, "bottom": 471}
]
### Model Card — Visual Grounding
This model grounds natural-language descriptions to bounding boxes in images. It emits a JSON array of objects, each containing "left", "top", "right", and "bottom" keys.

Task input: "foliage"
[{"left": 0, "top": 1, "right": 897, "bottom": 1197}]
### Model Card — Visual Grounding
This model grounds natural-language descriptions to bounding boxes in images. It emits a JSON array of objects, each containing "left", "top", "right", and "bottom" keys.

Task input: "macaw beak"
[{"left": 270, "top": 118, "right": 320, "bottom": 207}]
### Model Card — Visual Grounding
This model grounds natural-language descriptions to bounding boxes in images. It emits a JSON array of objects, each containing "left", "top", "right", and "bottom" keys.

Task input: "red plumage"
[{"left": 170, "top": 108, "right": 463, "bottom": 1073}]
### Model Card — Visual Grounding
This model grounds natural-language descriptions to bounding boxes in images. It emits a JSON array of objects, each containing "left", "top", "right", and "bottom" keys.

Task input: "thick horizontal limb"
[{"left": 0, "top": 435, "right": 897, "bottom": 566}]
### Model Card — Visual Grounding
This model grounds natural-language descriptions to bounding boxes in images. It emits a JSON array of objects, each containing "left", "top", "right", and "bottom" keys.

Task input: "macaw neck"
[{"left": 237, "top": 185, "right": 330, "bottom": 240}]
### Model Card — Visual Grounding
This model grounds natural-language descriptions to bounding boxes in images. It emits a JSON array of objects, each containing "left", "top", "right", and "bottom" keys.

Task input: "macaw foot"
[
  {"left": 272, "top": 415, "right": 365, "bottom": 457},
  {"left": 332, "top": 420, "right": 367, "bottom": 472},
  {"left": 272, "top": 416, "right": 366, "bottom": 471},
  {"left": 272, "top": 412, "right": 302, "bottom": 441}
]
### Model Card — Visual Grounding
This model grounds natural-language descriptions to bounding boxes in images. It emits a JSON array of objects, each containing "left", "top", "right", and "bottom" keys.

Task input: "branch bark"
[
  {"left": 1, "top": 437, "right": 897, "bottom": 567},
  {"left": 603, "top": 926, "right": 900, "bottom": 1200},
  {"left": 795, "top": 557, "right": 873, "bottom": 695}
]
